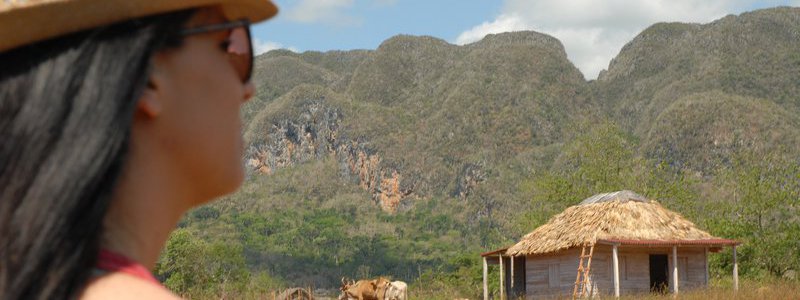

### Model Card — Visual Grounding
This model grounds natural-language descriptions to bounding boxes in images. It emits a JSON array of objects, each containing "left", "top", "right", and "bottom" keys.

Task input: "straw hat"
[{"left": 0, "top": 0, "right": 278, "bottom": 52}]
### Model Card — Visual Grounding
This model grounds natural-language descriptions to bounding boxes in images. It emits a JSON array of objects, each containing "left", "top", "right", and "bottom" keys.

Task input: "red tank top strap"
[{"left": 96, "top": 249, "right": 160, "bottom": 285}]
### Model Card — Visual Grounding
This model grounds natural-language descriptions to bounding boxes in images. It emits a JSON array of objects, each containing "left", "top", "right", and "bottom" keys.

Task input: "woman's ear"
[{"left": 136, "top": 69, "right": 166, "bottom": 118}]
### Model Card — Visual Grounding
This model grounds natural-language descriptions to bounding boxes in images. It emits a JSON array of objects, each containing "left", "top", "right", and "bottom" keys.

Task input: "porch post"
[
  {"left": 612, "top": 244, "right": 620, "bottom": 298},
  {"left": 510, "top": 256, "right": 515, "bottom": 290},
  {"left": 483, "top": 256, "right": 488, "bottom": 300},
  {"left": 704, "top": 247, "right": 709, "bottom": 286},
  {"left": 733, "top": 245, "right": 739, "bottom": 292},
  {"left": 499, "top": 254, "right": 505, "bottom": 300},
  {"left": 672, "top": 246, "right": 679, "bottom": 294}
]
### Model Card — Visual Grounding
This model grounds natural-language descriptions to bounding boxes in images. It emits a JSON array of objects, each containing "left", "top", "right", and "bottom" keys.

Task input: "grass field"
[
  {"left": 407, "top": 278, "right": 800, "bottom": 300},
  {"left": 615, "top": 279, "right": 800, "bottom": 300},
  {"left": 175, "top": 277, "right": 799, "bottom": 299}
]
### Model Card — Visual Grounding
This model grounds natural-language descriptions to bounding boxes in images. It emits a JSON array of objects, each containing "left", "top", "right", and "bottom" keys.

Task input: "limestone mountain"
[
  {"left": 242, "top": 49, "right": 371, "bottom": 124},
  {"left": 238, "top": 7, "right": 800, "bottom": 236},
  {"left": 170, "top": 7, "right": 800, "bottom": 290},
  {"left": 595, "top": 7, "right": 800, "bottom": 170},
  {"left": 244, "top": 31, "right": 593, "bottom": 217}
]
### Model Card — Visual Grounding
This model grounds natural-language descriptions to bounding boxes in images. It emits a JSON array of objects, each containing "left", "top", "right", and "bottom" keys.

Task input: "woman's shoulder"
[{"left": 80, "top": 272, "right": 181, "bottom": 300}]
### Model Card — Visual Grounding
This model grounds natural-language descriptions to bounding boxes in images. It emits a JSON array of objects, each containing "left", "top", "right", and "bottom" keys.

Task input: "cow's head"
[
  {"left": 338, "top": 278, "right": 378, "bottom": 300},
  {"left": 340, "top": 277, "right": 351, "bottom": 291},
  {"left": 339, "top": 277, "right": 356, "bottom": 300}
]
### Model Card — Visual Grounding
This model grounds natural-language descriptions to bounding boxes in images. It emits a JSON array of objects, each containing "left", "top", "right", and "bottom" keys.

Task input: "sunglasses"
[{"left": 180, "top": 19, "right": 253, "bottom": 83}]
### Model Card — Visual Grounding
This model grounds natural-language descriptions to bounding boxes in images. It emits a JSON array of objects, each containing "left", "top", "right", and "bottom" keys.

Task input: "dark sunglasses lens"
[{"left": 227, "top": 26, "right": 252, "bottom": 82}]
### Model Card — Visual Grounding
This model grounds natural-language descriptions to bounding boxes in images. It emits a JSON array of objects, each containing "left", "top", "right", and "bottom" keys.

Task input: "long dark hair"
[{"left": 0, "top": 9, "right": 194, "bottom": 300}]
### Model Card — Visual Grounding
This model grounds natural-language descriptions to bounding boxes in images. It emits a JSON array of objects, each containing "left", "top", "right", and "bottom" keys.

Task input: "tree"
[
  {"left": 156, "top": 229, "right": 251, "bottom": 297},
  {"left": 712, "top": 151, "right": 800, "bottom": 277},
  {"left": 520, "top": 121, "right": 698, "bottom": 230}
]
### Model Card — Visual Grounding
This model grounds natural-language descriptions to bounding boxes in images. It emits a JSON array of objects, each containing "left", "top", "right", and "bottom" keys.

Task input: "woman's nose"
[{"left": 242, "top": 81, "right": 255, "bottom": 103}]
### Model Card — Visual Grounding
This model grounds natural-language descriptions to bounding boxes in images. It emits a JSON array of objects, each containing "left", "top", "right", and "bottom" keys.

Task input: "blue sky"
[
  {"left": 252, "top": 0, "right": 502, "bottom": 52},
  {"left": 252, "top": 0, "right": 800, "bottom": 79}
]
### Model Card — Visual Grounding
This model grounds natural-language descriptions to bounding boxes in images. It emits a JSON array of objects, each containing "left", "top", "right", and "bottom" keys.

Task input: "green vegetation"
[
  {"left": 162, "top": 121, "right": 799, "bottom": 298},
  {"left": 161, "top": 157, "right": 494, "bottom": 298},
  {"left": 155, "top": 228, "right": 279, "bottom": 298},
  {"left": 706, "top": 151, "right": 800, "bottom": 279},
  {"left": 157, "top": 7, "right": 800, "bottom": 299},
  {"left": 517, "top": 122, "right": 700, "bottom": 230}
]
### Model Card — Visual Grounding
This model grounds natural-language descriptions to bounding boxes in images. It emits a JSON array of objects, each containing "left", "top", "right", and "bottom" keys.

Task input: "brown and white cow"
[
  {"left": 339, "top": 277, "right": 402, "bottom": 300},
  {"left": 339, "top": 277, "right": 390, "bottom": 300}
]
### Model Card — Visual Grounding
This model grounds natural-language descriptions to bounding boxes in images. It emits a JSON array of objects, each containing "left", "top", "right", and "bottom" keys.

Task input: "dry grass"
[
  {"left": 614, "top": 279, "right": 800, "bottom": 300},
  {"left": 180, "top": 279, "right": 800, "bottom": 299},
  {"left": 507, "top": 192, "right": 716, "bottom": 256},
  {"left": 491, "top": 279, "right": 800, "bottom": 300}
]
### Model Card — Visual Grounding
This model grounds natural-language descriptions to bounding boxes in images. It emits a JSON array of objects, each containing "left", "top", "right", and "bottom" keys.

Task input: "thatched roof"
[{"left": 506, "top": 191, "right": 719, "bottom": 256}]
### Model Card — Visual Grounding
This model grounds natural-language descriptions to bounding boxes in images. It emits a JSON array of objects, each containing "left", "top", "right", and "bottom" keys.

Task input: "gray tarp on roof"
[{"left": 579, "top": 190, "right": 647, "bottom": 205}]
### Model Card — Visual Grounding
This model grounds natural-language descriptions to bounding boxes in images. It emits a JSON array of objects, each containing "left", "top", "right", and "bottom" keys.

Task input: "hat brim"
[{"left": 0, "top": 0, "right": 278, "bottom": 52}]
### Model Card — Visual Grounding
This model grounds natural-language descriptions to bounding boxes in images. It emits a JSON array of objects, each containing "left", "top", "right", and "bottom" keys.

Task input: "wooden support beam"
[
  {"left": 483, "top": 257, "right": 488, "bottom": 300},
  {"left": 499, "top": 255, "right": 505, "bottom": 300},
  {"left": 612, "top": 244, "right": 620, "bottom": 298},
  {"left": 733, "top": 245, "right": 739, "bottom": 292},
  {"left": 672, "top": 246, "right": 679, "bottom": 294},
  {"left": 510, "top": 256, "right": 515, "bottom": 290},
  {"left": 704, "top": 247, "right": 709, "bottom": 286}
]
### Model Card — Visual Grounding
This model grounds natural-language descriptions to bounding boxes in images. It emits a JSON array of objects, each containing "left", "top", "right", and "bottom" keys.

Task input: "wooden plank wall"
[
  {"left": 524, "top": 248, "right": 581, "bottom": 298},
  {"left": 525, "top": 246, "right": 708, "bottom": 299}
]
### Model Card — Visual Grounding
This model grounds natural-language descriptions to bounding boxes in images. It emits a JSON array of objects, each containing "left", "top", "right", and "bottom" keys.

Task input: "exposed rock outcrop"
[
  {"left": 246, "top": 100, "right": 414, "bottom": 213},
  {"left": 247, "top": 100, "right": 339, "bottom": 174},
  {"left": 453, "top": 163, "right": 487, "bottom": 202}
]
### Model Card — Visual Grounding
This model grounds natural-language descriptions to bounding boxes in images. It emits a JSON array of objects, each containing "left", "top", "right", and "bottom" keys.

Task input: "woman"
[{"left": 0, "top": 0, "right": 278, "bottom": 299}]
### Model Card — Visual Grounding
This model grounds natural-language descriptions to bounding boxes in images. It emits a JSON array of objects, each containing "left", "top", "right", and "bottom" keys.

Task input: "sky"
[{"left": 252, "top": 0, "right": 800, "bottom": 79}]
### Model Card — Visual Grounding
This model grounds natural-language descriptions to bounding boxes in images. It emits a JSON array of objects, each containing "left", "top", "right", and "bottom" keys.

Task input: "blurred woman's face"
[{"left": 144, "top": 7, "right": 255, "bottom": 203}]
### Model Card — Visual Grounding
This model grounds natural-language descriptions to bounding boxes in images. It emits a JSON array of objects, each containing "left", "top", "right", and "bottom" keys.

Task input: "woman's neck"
[{"left": 101, "top": 142, "right": 200, "bottom": 270}]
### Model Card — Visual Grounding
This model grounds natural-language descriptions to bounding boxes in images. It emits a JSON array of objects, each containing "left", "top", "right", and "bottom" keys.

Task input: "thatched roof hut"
[
  {"left": 506, "top": 190, "right": 716, "bottom": 256},
  {"left": 480, "top": 191, "right": 741, "bottom": 299}
]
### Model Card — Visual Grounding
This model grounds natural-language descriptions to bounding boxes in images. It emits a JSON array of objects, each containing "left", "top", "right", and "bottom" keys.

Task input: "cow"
[
  {"left": 338, "top": 277, "right": 392, "bottom": 300},
  {"left": 384, "top": 281, "right": 407, "bottom": 300}
]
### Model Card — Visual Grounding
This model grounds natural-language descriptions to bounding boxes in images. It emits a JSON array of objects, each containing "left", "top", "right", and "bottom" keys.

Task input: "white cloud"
[
  {"left": 253, "top": 39, "right": 299, "bottom": 55},
  {"left": 455, "top": 14, "right": 530, "bottom": 45},
  {"left": 456, "top": 0, "right": 768, "bottom": 79}
]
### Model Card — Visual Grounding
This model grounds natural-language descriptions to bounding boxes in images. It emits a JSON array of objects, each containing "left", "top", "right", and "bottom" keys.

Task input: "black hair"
[{"left": 0, "top": 9, "right": 194, "bottom": 300}]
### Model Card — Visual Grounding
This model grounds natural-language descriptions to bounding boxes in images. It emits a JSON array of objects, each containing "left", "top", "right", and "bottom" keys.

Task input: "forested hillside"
[{"left": 156, "top": 7, "right": 800, "bottom": 299}]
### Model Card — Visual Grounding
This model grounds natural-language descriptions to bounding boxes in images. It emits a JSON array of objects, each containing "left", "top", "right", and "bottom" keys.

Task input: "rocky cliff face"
[
  {"left": 246, "top": 100, "right": 414, "bottom": 213},
  {"left": 453, "top": 163, "right": 487, "bottom": 202},
  {"left": 247, "top": 100, "right": 339, "bottom": 174}
]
